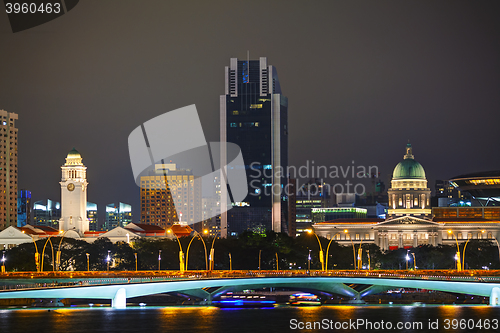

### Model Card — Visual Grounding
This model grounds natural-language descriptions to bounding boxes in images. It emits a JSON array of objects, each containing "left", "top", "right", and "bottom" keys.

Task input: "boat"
[
  {"left": 212, "top": 293, "right": 276, "bottom": 308},
  {"left": 288, "top": 293, "right": 322, "bottom": 306}
]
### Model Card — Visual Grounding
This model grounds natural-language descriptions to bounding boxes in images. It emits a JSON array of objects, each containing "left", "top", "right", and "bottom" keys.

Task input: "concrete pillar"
[
  {"left": 413, "top": 232, "right": 418, "bottom": 247},
  {"left": 112, "top": 288, "right": 127, "bottom": 309},
  {"left": 398, "top": 233, "right": 403, "bottom": 249},
  {"left": 490, "top": 287, "right": 500, "bottom": 306},
  {"left": 384, "top": 236, "right": 389, "bottom": 251}
]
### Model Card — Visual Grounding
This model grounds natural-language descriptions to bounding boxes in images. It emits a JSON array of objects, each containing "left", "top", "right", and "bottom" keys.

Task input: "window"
[
  {"left": 232, "top": 110, "right": 239, "bottom": 115},
  {"left": 365, "top": 233, "right": 370, "bottom": 240},
  {"left": 457, "top": 232, "right": 462, "bottom": 239},
  {"left": 345, "top": 234, "right": 351, "bottom": 240},
  {"left": 355, "top": 234, "right": 359, "bottom": 240}
]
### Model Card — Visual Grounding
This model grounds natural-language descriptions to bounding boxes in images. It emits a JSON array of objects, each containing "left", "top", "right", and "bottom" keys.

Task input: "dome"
[
  {"left": 67, "top": 147, "right": 81, "bottom": 159},
  {"left": 392, "top": 143, "right": 426, "bottom": 180}
]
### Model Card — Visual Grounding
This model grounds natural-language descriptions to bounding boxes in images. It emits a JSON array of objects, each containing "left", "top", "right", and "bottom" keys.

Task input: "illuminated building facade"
[
  {"left": 140, "top": 164, "right": 201, "bottom": 228},
  {"left": 0, "top": 110, "right": 18, "bottom": 230},
  {"left": 450, "top": 171, "right": 500, "bottom": 206},
  {"left": 314, "top": 144, "right": 500, "bottom": 251},
  {"left": 387, "top": 143, "right": 431, "bottom": 218},
  {"left": 220, "top": 57, "right": 288, "bottom": 236},
  {"left": 104, "top": 202, "right": 132, "bottom": 230},
  {"left": 33, "top": 199, "right": 61, "bottom": 229},
  {"left": 87, "top": 202, "right": 98, "bottom": 231},
  {"left": 59, "top": 148, "right": 89, "bottom": 235}
]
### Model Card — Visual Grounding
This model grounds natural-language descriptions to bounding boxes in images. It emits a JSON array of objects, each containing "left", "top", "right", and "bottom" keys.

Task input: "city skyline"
[{"left": 1, "top": 1, "right": 500, "bottom": 221}]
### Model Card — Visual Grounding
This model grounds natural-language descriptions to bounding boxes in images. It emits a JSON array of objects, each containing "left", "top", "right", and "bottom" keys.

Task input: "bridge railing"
[{"left": 1, "top": 270, "right": 500, "bottom": 292}]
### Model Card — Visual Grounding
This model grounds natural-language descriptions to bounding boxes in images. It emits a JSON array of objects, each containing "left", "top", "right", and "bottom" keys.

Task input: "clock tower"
[{"left": 59, "top": 148, "right": 89, "bottom": 235}]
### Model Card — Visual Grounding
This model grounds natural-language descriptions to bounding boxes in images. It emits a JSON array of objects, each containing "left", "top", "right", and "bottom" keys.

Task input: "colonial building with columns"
[{"left": 314, "top": 144, "right": 500, "bottom": 250}]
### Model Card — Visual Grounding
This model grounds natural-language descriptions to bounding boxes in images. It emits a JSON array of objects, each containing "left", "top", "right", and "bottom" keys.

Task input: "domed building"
[
  {"left": 312, "top": 143, "right": 500, "bottom": 256},
  {"left": 387, "top": 143, "right": 431, "bottom": 218}
]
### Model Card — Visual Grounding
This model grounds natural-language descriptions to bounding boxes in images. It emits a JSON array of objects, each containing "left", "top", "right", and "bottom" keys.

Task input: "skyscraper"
[
  {"left": 87, "top": 202, "right": 98, "bottom": 231},
  {"left": 0, "top": 110, "right": 18, "bottom": 230},
  {"left": 17, "top": 189, "right": 31, "bottom": 227},
  {"left": 104, "top": 202, "right": 132, "bottom": 230},
  {"left": 220, "top": 57, "right": 288, "bottom": 237},
  {"left": 140, "top": 163, "right": 201, "bottom": 228},
  {"left": 33, "top": 199, "right": 61, "bottom": 229}
]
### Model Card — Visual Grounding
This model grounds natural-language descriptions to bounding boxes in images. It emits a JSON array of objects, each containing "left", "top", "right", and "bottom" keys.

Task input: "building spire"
[{"left": 404, "top": 141, "right": 414, "bottom": 159}]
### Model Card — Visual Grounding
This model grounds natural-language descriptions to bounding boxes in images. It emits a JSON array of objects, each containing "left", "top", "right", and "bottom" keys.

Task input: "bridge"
[{"left": 1, "top": 270, "right": 500, "bottom": 308}]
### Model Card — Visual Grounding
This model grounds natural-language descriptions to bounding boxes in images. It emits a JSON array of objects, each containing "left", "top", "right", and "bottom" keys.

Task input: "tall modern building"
[
  {"left": 33, "top": 199, "right": 61, "bottom": 229},
  {"left": 104, "top": 202, "right": 132, "bottom": 230},
  {"left": 17, "top": 189, "right": 31, "bottom": 227},
  {"left": 220, "top": 57, "right": 288, "bottom": 237},
  {"left": 140, "top": 163, "right": 201, "bottom": 228},
  {"left": 0, "top": 110, "right": 18, "bottom": 230},
  {"left": 87, "top": 202, "right": 98, "bottom": 231}
]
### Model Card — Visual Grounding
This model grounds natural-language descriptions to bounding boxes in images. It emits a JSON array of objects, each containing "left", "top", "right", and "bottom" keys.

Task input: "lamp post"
[
  {"left": 40, "top": 235, "right": 56, "bottom": 272},
  {"left": 448, "top": 230, "right": 461, "bottom": 271},
  {"left": 1, "top": 251, "right": 5, "bottom": 274},
  {"left": 208, "top": 236, "right": 217, "bottom": 271},
  {"left": 229, "top": 253, "right": 232, "bottom": 272},
  {"left": 344, "top": 229, "right": 357, "bottom": 270},
  {"left": 366, "top": 249, "right": 371, "bottom": 270},
  {"left": 167, "top": 229, "right": 185, "bottom": 273},
  {"left": 258, "top": 249, "right": 262, "bottom": 270},
  {"left": 134, "top": 253, "right": 138, "bottom": 272},
  {"left": 158, "top": 250, "right": 162, "bottom": 271},
  {"left": 406, "top": 250, "right": 410, "bottom": 270},
  {"left": 307, "top": 229, "right": 324, "bottom": 271},
  {"left": 56, "top": 228, "right": 75, "bottom": 271},
  {"left": 106, "top": 250, "right": 111, "bottom": 271},
  {"left": 357, "top": 238, "right": 364, "bottom": 270},
  {"left": 307, "top": 249, "right": 311, "bottom": 271},
  {"left": 462, "top": 233, "right": 472, "bottom": 271},
  {"left": 411, "top": 252, "right": 416, "bottom": 270},
  {"left": 185, "top": 230, "right": 208, "bottom": 270},
  {"left": 275, "top": 253, "right": 278, "bottom": 271},
  {"left": 23, "top": 231, "right": 40, "bottom": 272},
  {"left": 325, "top": 232, "right": 341, "bottom": 271},
  {"left": 86, "top": 253, "right": 90, "bottom": 271}
]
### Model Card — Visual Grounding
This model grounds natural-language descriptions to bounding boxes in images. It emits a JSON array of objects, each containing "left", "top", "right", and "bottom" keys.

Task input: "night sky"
[{"left": 1, "top": 1, "right": 499, "bottom": 222}]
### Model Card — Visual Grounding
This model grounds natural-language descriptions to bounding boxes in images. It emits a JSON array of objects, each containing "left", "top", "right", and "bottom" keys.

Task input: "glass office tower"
[{"left": 220, "top": 57, "right": 288, "bottom": 236}]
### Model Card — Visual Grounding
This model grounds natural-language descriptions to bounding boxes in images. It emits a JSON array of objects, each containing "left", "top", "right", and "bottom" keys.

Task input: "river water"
[{"left": 1, "top": 305, "right": 500, "bottom": 333}]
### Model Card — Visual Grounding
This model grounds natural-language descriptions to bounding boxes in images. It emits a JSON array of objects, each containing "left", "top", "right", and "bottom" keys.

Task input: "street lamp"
[
  {"left": 106, "top": 250, "right": 111, "bottom": 271},
  {"left": 275, "top": 252, "right": 278, "bottom": 272},
  {"left": 448, "top": 230, "right": 462, "bottom": 271},
  {"left": 167, "top": 229, "right": 185, "bottom": 273},
  {"left": 462, "top": 233, "right": 472, "bottom": 271},
  {"left": 325, "top": 232, "right": 341, "bottom": 271},
  {"left": 56, "top": 228, "right": 75, "bottom": 271},
  {"left": 158, "top": 250, "right": 162, "bottom": 271},
  {"left": 229, "top": 253, "right": 232, "bottom": 272},
  {"left": 307, "top": 249, "right": 311, "bottom": 271},
  {"left": 86, "top": 253, "right": 90, "bottom": 271},
  {"left": 366, "top": 249, "right": 371, "bottom": 270},
  {"left": 306, "top": 229, "right": 324, "bottom": 271},
  {"left": 406, "top": 250, "right": 410, "bottom": 270},
  {"left": 208, "top": 236, "right": 217, "bottom": 271},
  {"left": 258, "top": 249, "right": 262, "bottom": 270},
  {"left": 344, "top": 229, "right": 357, "bottom": 270},
  {"left": 1, "top": 251, "right": 5, "bottom": 273},
  {"left": 22, "top": 231, "right": 40, "bottom": 272},
  {"left": 134, "top": 253, "right": 138, "bottom": 272},
  {"left": 40, "top": 234, "right": 56, "bottom": 272},
  {"left": 185, "top": 230, "right": 208, "bottom": 270},
  {"left": 411, "top": 252, "right": 416, "bottom": 270}
]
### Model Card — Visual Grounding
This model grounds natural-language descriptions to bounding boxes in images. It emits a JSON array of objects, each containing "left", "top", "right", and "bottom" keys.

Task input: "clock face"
[{"left": 67, "top": 183, "right": 75, "bottom": 191}]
